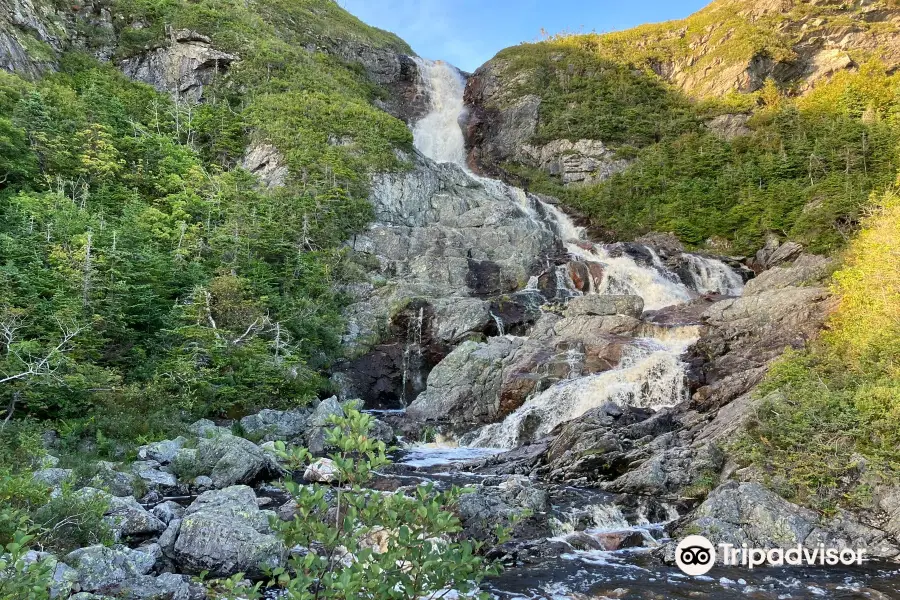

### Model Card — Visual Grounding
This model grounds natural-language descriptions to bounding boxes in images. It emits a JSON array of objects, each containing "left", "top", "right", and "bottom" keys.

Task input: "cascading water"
[
  {"left": 393, "top": 56, "right": 897, "bottom": 600},
  {"left": 462, "top": 332, "right": 698, "bottom": 449},
  {"left": 408, "top": 57, "right": 744, "bottom": 447},
  {"left": 681, "top": 253, "right": 745, "bottom": 295},
  {"left": 412, "top": 58, "right": 468, "bottom": 165}
]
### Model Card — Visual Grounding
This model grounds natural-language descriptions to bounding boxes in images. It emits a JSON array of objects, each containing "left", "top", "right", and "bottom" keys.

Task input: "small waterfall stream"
[{"left": 377, "top": 57, "right": 893, "bottom": 600}]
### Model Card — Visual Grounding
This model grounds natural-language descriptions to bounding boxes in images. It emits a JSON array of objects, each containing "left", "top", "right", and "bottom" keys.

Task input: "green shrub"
[
  {"left": 32, "top": 486, "right": 113, "bottom": 554},
  {"left": 206, "top": 409, "right": 500, "bottom": 599},
  {"left": 0, "top": 521, "right": 54, "bottom": 600}
]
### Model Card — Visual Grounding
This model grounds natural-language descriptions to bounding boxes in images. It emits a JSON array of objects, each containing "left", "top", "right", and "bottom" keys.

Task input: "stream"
[{"left": 379, "top": 58, "right": 900, "bottom": 599}]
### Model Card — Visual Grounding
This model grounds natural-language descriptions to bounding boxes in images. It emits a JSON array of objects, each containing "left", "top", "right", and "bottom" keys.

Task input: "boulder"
[
  {"left": 197, "top": 434, "right": 282, "bottom": 489},
  {"left": 306, "top": 397, "right": 345, "bottom": 455},
  {"left": 131, "top": 461, "right": 178, "bottom": 494},
  {"left": 239, "top": 407, "right": 310, "bottom": 442},
  {"left": 89, "top": 463, "right": 137, "bottom": 497},
  {"left": 172, "top": 486, "right": 285, "bottom": 577},
  {"left": 32, "top": 468, "right": 73, "bottom": 490},
  {"left": 685, "top": 482, "right": 900, "bottom": 560},
  {"left": 304, "top": 458, "right": 339, "bottom": 483},
  {"left": 150, "top": 501, "right": 184, "bottom": 526},
  {"left": 457, "top": 475, "right": 551, "bottom": 542},
  {"left": 137, "top": 437, "right": 187, "bottom": 464},
  {"left": 64, "top": 545, "right": 156, "bottom": 593},
  {"left": 75, "top": 490, "right": 166, "bottom": 540},
  {"left": 187, "top": 419, "right": 231, "bottom": 439}
]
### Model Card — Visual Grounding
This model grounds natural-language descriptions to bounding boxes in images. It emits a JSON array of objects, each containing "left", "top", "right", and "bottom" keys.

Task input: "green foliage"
[
  {"left": 32, "top": 486, "right": 113, "bottom": 554},
  {"left": 0, "top": 0, "right": 414, "bottom": 447},
  {"left": 738, "top": 191, "right": 900, "bottom": 513},
  {"left": 507, "top": 64, "right": 900, "bottom": 254},
  {"left": 229, "top": 409, "right": 499, "bottom": 599},
  {"left": 0, "top": 523, "right": 54, "bottom": 600},
  {"left": 490, "top": 41, "right": 697, "bottom": 146}
]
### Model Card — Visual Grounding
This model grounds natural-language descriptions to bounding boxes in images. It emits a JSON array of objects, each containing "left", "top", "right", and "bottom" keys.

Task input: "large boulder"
[
  {"left": 196, "top": 434, "right": 282, "bottom": 489},
  {"left": 64, "top": 545, "right": 156, "bottom": 593},
  {"left": 171, "top": 486, "right": 285, "bottom": 577},
  {"left": 75, "top": 488, "right": 165, "bottom": 541},
  {"left": 684, "top": 482, "right": 900, "bottom": 560},
  {"left": 239, "top": 407, "right": 311, "bottom": 442},
  {"left": 137, "top": 437, "right": 187, "bottom": 465},
  {"left": 457, "top": 476, "right": 551, "bottom": 542}
]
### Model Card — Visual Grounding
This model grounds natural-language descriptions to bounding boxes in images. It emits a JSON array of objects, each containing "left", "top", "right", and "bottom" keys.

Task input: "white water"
[
  {"left": 682, "top": 253, "right": 745, "bottom": 296},
  {"left": 412, "top": 58, "right": 468, "bottom": 165},
  {"left": 462, "top": 333, "right": 698, "bottom": 449},
  {"left": 409, "top": 58, "right": 744, "bottom": 451}
]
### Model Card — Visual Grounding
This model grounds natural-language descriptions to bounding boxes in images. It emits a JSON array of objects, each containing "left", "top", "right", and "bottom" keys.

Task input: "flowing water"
[{"left": 397, "top": 58, "right": 897, "bottom": 599}]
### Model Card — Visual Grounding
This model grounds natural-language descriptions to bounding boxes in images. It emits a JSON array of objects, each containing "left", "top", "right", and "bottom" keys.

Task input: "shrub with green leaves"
[
  {"left": 0, "top": 521, "right": 54, "bottom": 600},
  {"left": 209, "top": 408, "right": 500, "bottom": 599}
]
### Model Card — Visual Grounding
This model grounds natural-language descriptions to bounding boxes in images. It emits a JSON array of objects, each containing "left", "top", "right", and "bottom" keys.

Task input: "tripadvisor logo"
[
  {"left": 675, "top": 535, "right": 867, "bottom": 576},
  {"left": 675, "top": 535, "right": 717, "bottom": 576}
]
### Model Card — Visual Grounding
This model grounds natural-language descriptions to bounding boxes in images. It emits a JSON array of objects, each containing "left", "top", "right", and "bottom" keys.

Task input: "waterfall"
[
  {"left": 412, "top": 58, "right": 468, "bottom": 165},
  {"left": 462, "top": 332, "right": 698, "bottom": 450},
  {"left": 681, "top": 253, "right": 745, "bottom": 296},
  {"left": 408, "top": 55, "right": 746, "bottom": 450}
]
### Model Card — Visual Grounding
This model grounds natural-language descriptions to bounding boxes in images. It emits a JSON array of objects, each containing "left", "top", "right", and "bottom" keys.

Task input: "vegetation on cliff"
[
  {"left": 740, "top": 191, "right": 900, "bottom": 513},
  {"left": 496, "top": 41, "right": 900, "bottom": 254},
  {"left": 0, "top": 0, "right": 412, "bottom": 450}
]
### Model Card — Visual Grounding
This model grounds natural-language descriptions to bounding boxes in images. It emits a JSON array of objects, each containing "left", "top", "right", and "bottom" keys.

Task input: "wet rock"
[
  {"left": 239, "top": 407, "right": 311, "bottom": 443},
  {"left": 172, "top": 486, "right": 285, "bottom": 577},
  {"left": 407, "top": 337, "right": 524, "bottom": 430},
  {"left": 458, "top": 476, "right": 551, "bottom": 543},
  {"left": 565, "top": 295, "right": 644, "bottom": 318},
  {"left": 197, "top": 434, "right": 282, "bottom": 489}
]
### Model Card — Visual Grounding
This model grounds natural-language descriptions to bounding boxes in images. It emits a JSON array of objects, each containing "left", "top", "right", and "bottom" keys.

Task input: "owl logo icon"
[{"left": 675, "top": 535, "right": 716, "bottom": 576}]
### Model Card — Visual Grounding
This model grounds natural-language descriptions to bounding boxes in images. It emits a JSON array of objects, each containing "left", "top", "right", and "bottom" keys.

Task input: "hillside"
[
  {"left": 0, "top": 0, "right": 423, "bottom": 438},
  {"left": 464, "top": 0, "right": 900, "bottom": 254}
]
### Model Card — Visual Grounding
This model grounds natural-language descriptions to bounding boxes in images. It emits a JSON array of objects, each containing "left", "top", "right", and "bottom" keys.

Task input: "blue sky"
[{"left": 339, "top": 0, "right": 710, "bottom": 73}]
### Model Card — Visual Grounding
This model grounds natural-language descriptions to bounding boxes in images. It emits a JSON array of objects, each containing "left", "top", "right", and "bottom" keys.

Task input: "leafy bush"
[
  {"left": 32, "top": 486, "right": 113, "bottom": 554},
  {"left": 212, "top": 409, "right": 501, "bottom": 599},
  {"left": 0, "top": 522, "right": 54, "bottom": 600}
]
